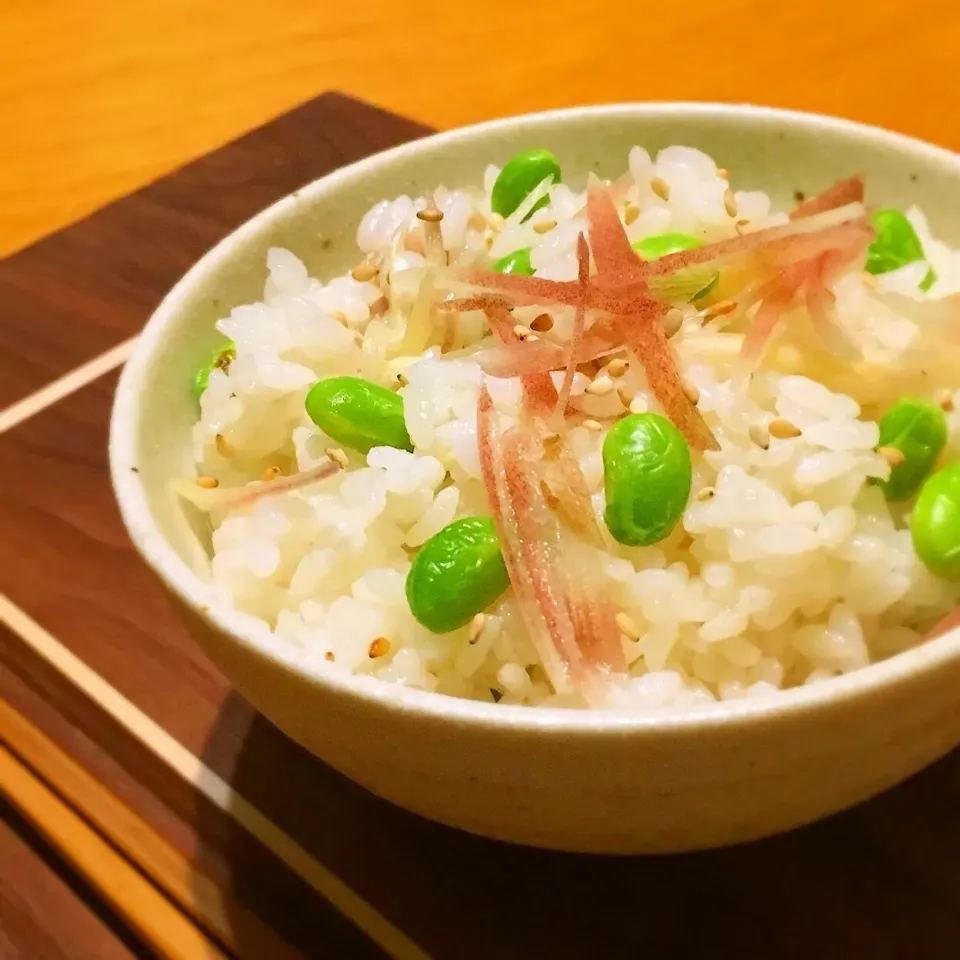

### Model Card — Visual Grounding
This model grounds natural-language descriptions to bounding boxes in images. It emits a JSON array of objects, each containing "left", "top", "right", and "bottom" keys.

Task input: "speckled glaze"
[{"left": 110, "top": 104, "right": 960, "bottom": 853}]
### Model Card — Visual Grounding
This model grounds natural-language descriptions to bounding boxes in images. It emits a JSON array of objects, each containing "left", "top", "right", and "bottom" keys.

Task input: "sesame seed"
[
  {"left": 717, "top": 168, "right": 730, "bottom": 181},
  {"left": 617, "top": 386, "right": 635, "bottom": 407},
  {"left": 351, "top": 262, "right": 379, "bottom": 282},
  {"left": 877, "top": 446, "right": 906, "bottom": 468},
  {"left": 681, "top": 380, "right": 700, "bottom": 404},
  {"left": 705, "top": 299, "right": 737, "bottom": 321},
  {"left": 513, "top": 324, "right": 534, "bottom": 341},
  {"left": 324, "top": 651, "right": 336, "bottom": 662},
  {"left": 533, "top": 219, "right": 558, "bottom": 234},
  {"left": 650, "top": 176, "right": 671, "bottom": 201},
  {"left": 369, "top": 637, "right": 391, "bottom": 658},
  {"left": 937, "top": 389, "right": 955, "bottom": 413},
  {"left": 396, "top": 373, "right": 409, "bottom": 387},
  {"left": 539, "top": 480, "right": 561, "bottom": 510},
  {"left": 695, "top": 486, "right": 715, "bottom": 502},
  {"left": 768, "top": 418, "right": 802, "bottom": 440},
  {"left": 586, "top": 377, "right": 614, "bottom": 397},
  {"left": 624, "top": 205, "right": 640, "bottom": 225},
  {"left": 369, "top": 296, "right": 390, "bottom": 316},
  {"left": 581, "top": 419, "right": 603, "bottom": 432},
  {"left": 467, "top": 211, "right": 487, "bottom": 232},
  {"left": 606, "top": 358, "right": 629, "bottom": 378},
  {"left": 662, "top": 308, "right": 684, "bottom": 338},
  {"left": 749, "top": 423, "right": 770, "bottom": 450},
  {"left": 468, "top": 614, "right": 487, "bottom": 645},
  {"left": 616, "top": 612, "right": 642, "bottom": 641},
  {"left": 196, "top": 476, "right": 219, "bottom": 489},
  {"left": 261, "top": 466, "right": 282, "bottom": 481},
  {"left": 723, "top": 188, "right": 738, "bottom": 218},
  {"left": 530, "top": 313, "right": 554, "bottom": 333},
  {"left": 417, "top": 207, "right": 444, "bottom": 223},
  {"left": 326, "top": 447, "right": 349, "bottom": 469}
]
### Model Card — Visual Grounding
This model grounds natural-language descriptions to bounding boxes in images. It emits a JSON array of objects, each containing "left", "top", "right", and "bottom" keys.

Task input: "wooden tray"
[{"left": 3, "top": 93, "right": 960, "bottom": 960}]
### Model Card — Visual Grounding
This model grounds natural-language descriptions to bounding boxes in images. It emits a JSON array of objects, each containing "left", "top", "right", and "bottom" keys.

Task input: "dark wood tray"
[{"left": 3, "top": 92, "right": 960, "bottom": 960}]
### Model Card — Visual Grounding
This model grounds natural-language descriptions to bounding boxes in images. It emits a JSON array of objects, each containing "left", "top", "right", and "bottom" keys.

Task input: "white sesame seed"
[
  {"left": 768, "top": 418, "right": 802, "bottom": 440},
  {"left": 877, "top": 446, "right": 906, "bottom": 468},
  {"left": 351, "top": 262, "right": 379, "bottom": 282},
  {"left": 326, "top": 447, "right": 349, "bottom": 469},
  {"left": 651, "top": 176, "right": 671, "bottom": 201},
  {"left": 723, "top": 188, "right": 738, "bottom": 218}
]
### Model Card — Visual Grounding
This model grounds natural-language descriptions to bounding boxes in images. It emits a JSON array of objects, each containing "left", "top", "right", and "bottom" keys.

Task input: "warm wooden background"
[{"left": 2, "top": 0, "right": 958, "bottom": 259}]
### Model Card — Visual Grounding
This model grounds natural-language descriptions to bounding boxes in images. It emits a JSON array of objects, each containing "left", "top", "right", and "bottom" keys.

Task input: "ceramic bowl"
[{"left": 110, "top": 104, "right": 960, "bottom": 854}]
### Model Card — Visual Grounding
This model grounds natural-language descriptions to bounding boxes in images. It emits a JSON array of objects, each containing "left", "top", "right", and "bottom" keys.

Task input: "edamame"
[
  {"left": 875, "top": 398, "right": 948, "bottom": 501},
  {"left": 490, "top": 149, "right": 562, "bottom": 219},
  {"left": 867, "top": 208, "right": 936, "bottom": 292},
  {"left": 633, "top": 232, "right": 717, "bottom": 301},
  {"left": 602, "top": 413, "right": 692, "bottom": 546},
  {"left": 632, "top": 232, "right": 701, "bottom": 259},
  {"left": 305, "top": 376, "right": 413, "bottom": 454},
  {"left": 911, "top": 462, "right": 960, "bottom": 580},
  {"left": 406, "top": 517, "right": 511, "bottom": 633},
  {"left": 492, "top": 247, "right": 535, "bottom": 276}
]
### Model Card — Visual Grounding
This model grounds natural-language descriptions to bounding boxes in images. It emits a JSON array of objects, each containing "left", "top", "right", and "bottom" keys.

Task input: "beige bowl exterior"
[{"left": 111, "top": 104, "right": 960, "bottom": 854}]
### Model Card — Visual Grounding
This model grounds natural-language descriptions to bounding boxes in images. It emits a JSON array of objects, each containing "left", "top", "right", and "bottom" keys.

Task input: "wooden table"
[
  {"left": 4, "top": 5, "right": 960, "bottom": 958},
  {"left": 3, "top": 0, "right": 960, "bottom": 259}
]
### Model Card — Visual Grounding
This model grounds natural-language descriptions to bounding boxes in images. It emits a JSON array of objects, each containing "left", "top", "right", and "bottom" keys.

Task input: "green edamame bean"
[
  {"left": 911, "top": 462, "right": 960, "bottom": 580},
  {"left": 632, "top": 232, "right": 701, "bottom": 259},
  {"left": 305, "top": 376, "right": 412, "bottom": 454},
  {"left": 491, "top": 149, "right": 562, "bottom": 219},
  {"left": 193, "top": 341, "right": 236, "bottom": 402},
  {"left": 602, "top": 413, "right": 692, "bottom": 546},
  {"left": 875, "top": 398, "right": 948, "bottom": 501},
  {"left": 633, "top": 233, "right": 717, "bottom": 302},
  {"left": 867, "top": 208, "right": 937, "bottom": 292},
  {"left": 492, "top": 247, "right": 535, "bottom": 276},
  {"left": 406, "top": 517, "right": 511, "bottom": 633}
]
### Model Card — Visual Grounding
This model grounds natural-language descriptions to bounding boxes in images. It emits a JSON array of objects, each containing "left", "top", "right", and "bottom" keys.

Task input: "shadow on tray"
[{"left": 195, "top": 690, "right": 960, "bottom": 959}]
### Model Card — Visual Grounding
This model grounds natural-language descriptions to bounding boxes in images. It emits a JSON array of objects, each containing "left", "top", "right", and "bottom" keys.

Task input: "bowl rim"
[{"left": 110, "top": 100, "right": 960, "bottom": 733}]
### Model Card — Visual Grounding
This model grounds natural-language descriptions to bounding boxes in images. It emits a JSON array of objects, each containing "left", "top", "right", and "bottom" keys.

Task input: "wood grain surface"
[
  {"left": 4, "top": 92, "right": 960, "bottom": 959},
  {"left": 0, "top": 797, "right": 151, "bottom": 960},
  {"left": 2, "top": 0, "right": 959, "bottom": 261},
  {"left": 0, "top": 94, "right": 428, "bottom": 409}
]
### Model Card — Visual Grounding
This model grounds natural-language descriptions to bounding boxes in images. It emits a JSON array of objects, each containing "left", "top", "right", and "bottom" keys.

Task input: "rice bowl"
[
  {"left": 110, "top": 105, "right": 960, "bottom": 852},
  {"left": 177, "top": 143, "right": 960, "bottom": 712}
]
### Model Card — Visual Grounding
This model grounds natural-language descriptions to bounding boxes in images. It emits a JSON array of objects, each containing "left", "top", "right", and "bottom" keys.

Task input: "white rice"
[{"left": 186, "top": 145, "right": 960, "bottom": 711}]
